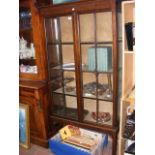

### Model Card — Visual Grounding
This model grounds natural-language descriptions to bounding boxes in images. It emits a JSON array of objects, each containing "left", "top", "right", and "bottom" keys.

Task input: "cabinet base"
[{"left": 31, "top": 136, "right": 49, "bottom": 148}]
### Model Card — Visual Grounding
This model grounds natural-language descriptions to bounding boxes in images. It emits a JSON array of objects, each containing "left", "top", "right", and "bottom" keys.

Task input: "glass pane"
[
  {"left": 79, "top": 13, "right": 95, "bottom": 42},
  {"left": 19, "top": 7, "right": 32, "bottom": 29},
  {"left": 81, "top": 44, "right": 113, "bottom": 72},
  {"left": 53, "top": 71, "right": 76, "bottom": 95},
  {"left": 45, "top": 18, "right": 60, "bottom": 43},
  {"left": 62, "top": 45, "right": 75, "bottom": 64},
  {"left": 96, "top": 12, "right": 113, "bottom": 42},
  {"left": 19, "top": 7, "right": 37, "bottom": 74},
  {"left": 98, "top": 100, "right": 112, "bottom": 125},
  {"left": 47, "top": 44, "right": 61, "bottom": 67},
  {"left": 64, "top": 71, "right": 76, "bottom": 95},
  {"left": 83, "top": 73, "right": 97, "bottom": 98},
  {"left": 81, "top": 44, "right": 95, "bottom": 71},
  {"left": 83, "top": 99, "right": 113, "bottom": 125},
  {"left": 83, "top": 98, "right": 97, "bottom": 122},
  {"left": 53, "top": 0, "right": 80, "bottom": 5},
  {"left": 53, "top": 94, "right": 78, "bottom": 120},
  {"left": 49, "top": 70, "right": 63, "bottom": 91},
  {"left": 45, "top": 14, "right": 77, "bottom": 120},
  {"left": 98, "top": 74, "right": 113, "bottom": 101},
  {"left": 60, "top": 16, "right": 73, "bottom": 42}
]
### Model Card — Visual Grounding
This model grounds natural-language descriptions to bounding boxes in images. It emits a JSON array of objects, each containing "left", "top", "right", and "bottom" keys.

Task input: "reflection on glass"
[
  {"left": 80, "top": 13, "right": 95, "bottom": 42},
  {"left": 60, "top": 16, "right": 73, "bottom": 42},
  {"left": 83, "top": 98, "right": 113, "bottom": 125},
  {"left": 53, "top": 94, "right": 78, "bottom": 120},
  {"left": 82, "top": 73, "right": 96, "bottom": 98},
  {"left": 47, "top": 44, "right": 60, "bottom": 67},
  {"left": 83, "top": 98, "right": 96, "bottom": 122},
  {"left": 87, "top": 46, "right": 112, "bottom": 72},
  {"left": 62, "top": 45, "right": 74, "bottom": 63},
  {"left": 98, "top": 74, "right": 113, "bottom": 101},
  {"left": 53, "top": 71, "right": 76, "bottom": 96},
  {"left": 96, "top": 12, "right": 112, "bottom": 42},
  {"left": 82, "top": 73, "right": 113, "bottom": 101},
  {"left": 98, "top": 100, "right": 112, "bottom": 125},
  {"left": 45, "top": 18, "right": 60, "bottom": 43},
  {"left": 53, "top": 18, "right": 59, "bottom": 41},
  {"left": 81, "top": 44, "right": 95, "bottom": 71},
  {"left": 81, "top": 45, "right": 113, "bottom": 73}
]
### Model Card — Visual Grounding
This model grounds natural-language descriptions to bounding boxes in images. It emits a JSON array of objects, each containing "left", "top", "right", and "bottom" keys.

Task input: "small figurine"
[
  {"left": 30, "top": 43, "right": 35, "bottom": 58},
  {"left": 19, "top": 37, "right": 27, "bottom": 59}
]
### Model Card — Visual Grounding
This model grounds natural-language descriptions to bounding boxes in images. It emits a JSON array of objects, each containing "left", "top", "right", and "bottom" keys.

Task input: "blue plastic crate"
[{"left": 49, "top": 128, "right": 108, "bottom": 155}]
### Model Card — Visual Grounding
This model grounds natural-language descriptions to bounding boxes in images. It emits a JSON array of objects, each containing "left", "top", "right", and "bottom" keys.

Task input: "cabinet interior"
[{"left": 45, "top": 10, "right": 115, "bottom": 126}]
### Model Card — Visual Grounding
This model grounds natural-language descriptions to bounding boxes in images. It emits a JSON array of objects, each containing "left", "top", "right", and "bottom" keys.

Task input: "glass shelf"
[{"left": 53, "top": 87, "right": 77, "bottom": 96}]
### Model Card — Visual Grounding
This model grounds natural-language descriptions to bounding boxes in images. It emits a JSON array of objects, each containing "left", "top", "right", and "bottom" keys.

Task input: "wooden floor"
[{"left": 19, "top": 142, "right": 112, "bottom": 155}]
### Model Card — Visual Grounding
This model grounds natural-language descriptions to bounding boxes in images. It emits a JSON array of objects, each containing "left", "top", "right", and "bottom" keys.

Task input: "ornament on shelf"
[
  {"left": 19, "top": 37, "right": 36, "bottom": 59},
  {"left": 30, "top": 43, "right": 35, "bottom": 58}
]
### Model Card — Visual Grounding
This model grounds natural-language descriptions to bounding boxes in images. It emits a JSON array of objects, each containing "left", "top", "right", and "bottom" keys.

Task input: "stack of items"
[
  {"left": 49, "top": 125, "right": 108, "bottom": 155},
  {"left": 19, "top": 9, "right": 32, "bottom": 29},
  {"left": 87, "top": 46, "right": 112, "bottom": 72},
  {"left": 124, "top": 110, "right": 135, "bottom": 155}
]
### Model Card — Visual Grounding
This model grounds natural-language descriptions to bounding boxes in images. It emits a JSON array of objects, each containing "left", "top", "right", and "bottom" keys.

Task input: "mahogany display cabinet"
[{"left": 38, "top": 0, "right": 119, "bottom": 154}]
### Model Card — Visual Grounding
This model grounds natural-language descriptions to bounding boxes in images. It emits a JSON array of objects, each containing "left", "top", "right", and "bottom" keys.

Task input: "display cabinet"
[
  {"left": 19, "top": 0, "right": 50, "bottom": 148},
  {"left": 118, "top": 1, "right": 135, "bottom": 155},
  {"left": 40, "top": 0, "right": 118, "bottom": 154},
  {"left": 19, "top": 0, "right": 47, "bottom": 80}
]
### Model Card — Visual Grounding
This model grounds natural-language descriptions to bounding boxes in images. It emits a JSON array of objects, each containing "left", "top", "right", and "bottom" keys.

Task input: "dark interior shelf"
[
  {"left": 19, "top": 58, "right": 36, "bottom": 66},
  {"left": 20, "top": 27, "right": 32, "bottom": 32}
]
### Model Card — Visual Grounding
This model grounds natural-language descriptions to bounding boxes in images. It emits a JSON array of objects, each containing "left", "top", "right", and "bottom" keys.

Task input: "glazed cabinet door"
[
  {"left": 44, "top": 2, "right": 117, "bottom": 129},
  {"left": 79, "top": 11, "right": 114, "bottom": 127},
  {"left": 45, "top": 15, "right": 78, "bottom": 120}
]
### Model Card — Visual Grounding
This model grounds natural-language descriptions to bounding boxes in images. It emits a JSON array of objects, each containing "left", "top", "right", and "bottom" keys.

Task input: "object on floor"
[{"left": 49, "top": 125, "right": 108, "bottom": 155}]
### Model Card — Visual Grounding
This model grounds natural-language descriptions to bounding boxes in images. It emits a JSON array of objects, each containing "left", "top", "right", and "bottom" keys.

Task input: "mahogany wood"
[
  {"left": 19, "top": 80, "right": 51, "bottom": 147},
  {"left": 40, "top": 0, "right": 119, "bottom": 154},
  {"left": 19, "top": 0, "right": 48, "bottom": 81},
  {"left": 19, "top": 0, "right": 119, "bottom": 154}
]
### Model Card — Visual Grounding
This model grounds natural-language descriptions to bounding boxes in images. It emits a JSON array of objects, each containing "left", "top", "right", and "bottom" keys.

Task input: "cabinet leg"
[{"left": 112, "top": 133, "right": 117, "bottom": 155}]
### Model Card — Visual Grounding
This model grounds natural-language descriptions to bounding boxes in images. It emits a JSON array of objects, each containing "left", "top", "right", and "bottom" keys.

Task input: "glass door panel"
[
  {"left": 83, "top": 98, "right": 97, "bottom": 122},
  {"left": 52, "top": 94, "right": 78, "bottom": 120},
  {"left": 82, "top": 72, "right": 97, "bottom": 99},
  {"left": 79, "top": 11, "right": 113, "bottom": 126},
  {"left": 45, "top": 18, "right": 59, "bottom": 43},
  {"left": 79, "top": 13, "right": 95, "bottom": 42},
  {"left": 83, "top": 99, "right": 112, "bottom": 126},
  {"left": 60, "top": 16, "right": 73, "bottom": 42},
  {"left": 45, "top": 15, "right": 77, "bottom": 120},
  {"left": 47, "top": 44, "right": 61, "bottom": 67},
  {"left": 96, "top": 12, "right": 113, "bottom": 42},
  {"left": 81, "top": 44, "right": 95, "bottom": 71},
  {"left": 98, "top": 74, "right": 113, "bottom": 101},
  {"left": 98, "top": 100, "right": 112, "bottom": 125},
  {"left": 62, "top": 45, "right": 75, "bottom": 64}
]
